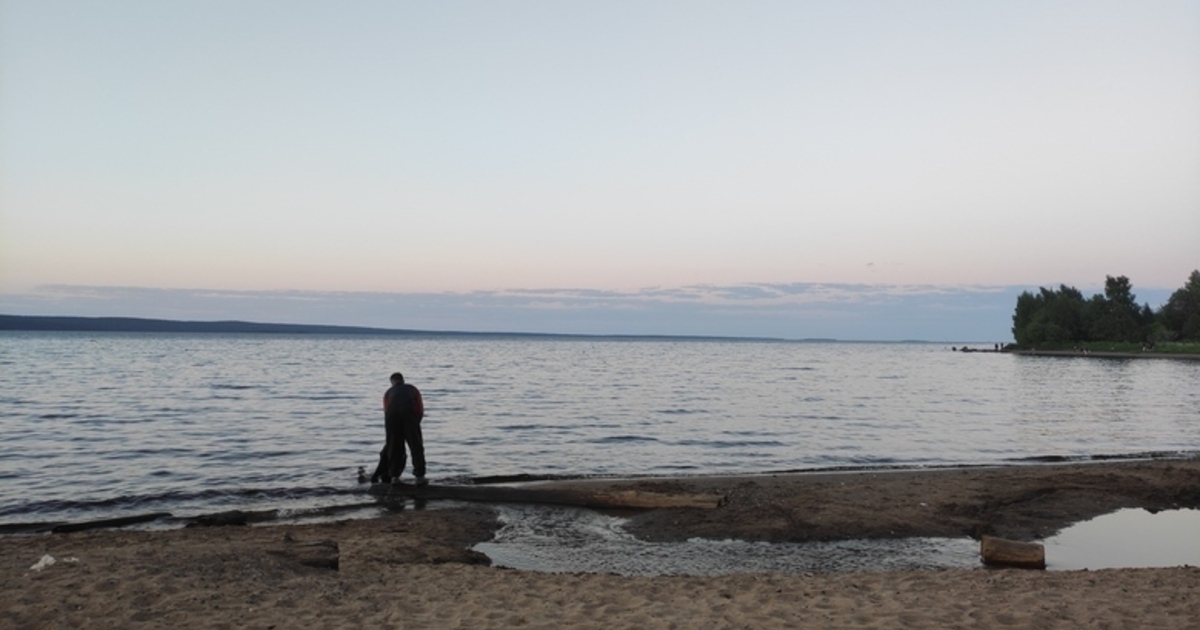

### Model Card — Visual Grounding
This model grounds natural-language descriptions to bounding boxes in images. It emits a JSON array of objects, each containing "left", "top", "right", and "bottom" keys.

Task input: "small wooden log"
[
  {"left": 981, "top": 535, "right": 1045, "bottom": 569},
  {"left": 50, "top": 512, "right": 172, "bottom": 534},
  {"left": 185, "top": 509, "right": 279, "bottom": 528}
]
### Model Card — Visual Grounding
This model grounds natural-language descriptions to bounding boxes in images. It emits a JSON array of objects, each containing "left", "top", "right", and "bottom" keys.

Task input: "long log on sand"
[{"left": 369, "top": 483, "right": 725, "bottom": 510}]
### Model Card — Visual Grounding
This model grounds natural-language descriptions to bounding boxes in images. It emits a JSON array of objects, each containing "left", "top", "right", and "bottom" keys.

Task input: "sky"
[{"left": 1, "top": 1, "right": 1197, "bottom": 340}]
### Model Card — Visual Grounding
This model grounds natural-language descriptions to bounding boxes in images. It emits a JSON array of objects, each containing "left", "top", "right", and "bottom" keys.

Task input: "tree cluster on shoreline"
[{"left": 1011, "top": 270, "right": 1200, "bottom": 347}]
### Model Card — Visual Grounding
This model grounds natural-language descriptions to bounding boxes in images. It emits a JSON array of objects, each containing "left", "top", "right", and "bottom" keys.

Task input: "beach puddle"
[
  {"left": 1042, "top": 508, "right": 1200, "bottom": 571},
  {"left": 473, "top": 504, "right": 980, "bottom": 576}
]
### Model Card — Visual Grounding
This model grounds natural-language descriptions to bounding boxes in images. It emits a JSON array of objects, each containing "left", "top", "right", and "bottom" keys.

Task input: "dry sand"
[{"left": 4, "top": 459, "right": 1199, "bottom": 629}]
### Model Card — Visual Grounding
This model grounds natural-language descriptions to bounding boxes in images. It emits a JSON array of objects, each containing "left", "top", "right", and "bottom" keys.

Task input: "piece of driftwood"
[
  {"left": 369, "top": 483, "right": 725, "bottom": 510},
  {"left": 50, "top": 512, "right": 172, "bottom": 534},
  {"left": 981, "top": 535, "right": 1045, "bottom": 569},
  {"left": 185, "top": 509, "right": 279, "bottom": 528},
  {"left": 2, "top": 521, "right": 67, "bottom": 535}
]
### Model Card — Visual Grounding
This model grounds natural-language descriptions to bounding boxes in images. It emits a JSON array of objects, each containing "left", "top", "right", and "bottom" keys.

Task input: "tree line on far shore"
[{"left": 1011, "top": 270, "right": 1200, "bottom": 347}]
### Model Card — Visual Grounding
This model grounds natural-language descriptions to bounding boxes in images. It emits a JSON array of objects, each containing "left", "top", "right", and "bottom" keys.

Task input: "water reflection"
[{"left": 1042, "top": 508, "right": 1200, "bottom": 571}]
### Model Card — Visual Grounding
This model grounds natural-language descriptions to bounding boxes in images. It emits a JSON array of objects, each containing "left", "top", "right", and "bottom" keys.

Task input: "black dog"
[{"left": 369, "top": 446, "right": 390, "bottom": 484}]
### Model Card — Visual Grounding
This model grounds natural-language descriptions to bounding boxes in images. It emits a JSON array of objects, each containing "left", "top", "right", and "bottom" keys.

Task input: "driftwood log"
[
  {"left": 50, "top": 512, "right": 172, "bottom": 534},
  {"left": 185, "top": 509, "right": 280, "bottom": 528},
  {"left": 369, "top": 483, "right": 725, "bottom": 510},
  {"left": 981, "top": 535, "right": 1046, "bottom": 569}
]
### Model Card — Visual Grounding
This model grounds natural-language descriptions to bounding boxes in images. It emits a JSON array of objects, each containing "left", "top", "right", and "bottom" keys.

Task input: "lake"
[{"left": 1, "top": 332, "right": 1197, "bottom": 527}]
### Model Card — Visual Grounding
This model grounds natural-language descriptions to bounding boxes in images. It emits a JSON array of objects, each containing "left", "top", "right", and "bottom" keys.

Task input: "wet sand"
[{"left": 4, "top": 459, "right": 1199, "bottom": 628}]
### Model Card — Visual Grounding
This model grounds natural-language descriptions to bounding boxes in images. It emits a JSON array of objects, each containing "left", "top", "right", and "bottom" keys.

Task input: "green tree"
[
  {"left": 1160, "top": 270, "right": 1200, "bottom": 341},
  {"left": 1012, "top": 285, "right": 1088, "bottom": 345},
  {"left": 1011, "top": 290, "right": 1042, "bottom": 345},
  {"left": 1087, "top": 275, "right": 1144, "bottom": 342}
]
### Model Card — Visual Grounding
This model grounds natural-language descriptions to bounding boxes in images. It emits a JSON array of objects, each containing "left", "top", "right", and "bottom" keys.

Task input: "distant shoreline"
[
  {"left": 0, "top": 314, "right": 977, "bottom": 344},
  {"left": 1, "top": 313, "right": 419, "bottom": 336},
  {"left": 0, "top": 314, "right": 784, "bottom": 342}
]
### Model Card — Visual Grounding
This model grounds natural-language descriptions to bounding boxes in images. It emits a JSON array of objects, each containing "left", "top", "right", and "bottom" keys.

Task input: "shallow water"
[
  {"left": 1, "top": 332, "right": 1198, "bottom": 526},
  {"left": 474, "top": 504, "right": 981, "bottom": 576},
  {"left": 475, "top": 505, "right": 1200, "bottom": 576},
  {"left": 1043, "top": 508, "right": 1200, "bottom": 571}
]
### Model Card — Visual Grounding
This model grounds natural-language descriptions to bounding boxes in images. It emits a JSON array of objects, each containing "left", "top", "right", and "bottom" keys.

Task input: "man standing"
[{"left": 383, "top": 372, "right": 427, "bottom": 486}]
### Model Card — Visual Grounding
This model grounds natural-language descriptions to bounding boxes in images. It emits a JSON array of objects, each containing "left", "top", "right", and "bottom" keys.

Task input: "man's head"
[{"left": 390, "top": 372, "right": 404, "bottom": 385}]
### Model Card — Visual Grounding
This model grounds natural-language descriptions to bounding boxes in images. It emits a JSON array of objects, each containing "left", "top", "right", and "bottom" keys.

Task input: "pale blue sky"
[{"left": 1, "top": 1, "right": 1197, "bottom": 339}]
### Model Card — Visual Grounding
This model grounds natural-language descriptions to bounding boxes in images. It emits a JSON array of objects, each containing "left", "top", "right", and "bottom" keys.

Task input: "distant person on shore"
[{"left": 374, "top": 372, "right": 427, "bottom": 486}]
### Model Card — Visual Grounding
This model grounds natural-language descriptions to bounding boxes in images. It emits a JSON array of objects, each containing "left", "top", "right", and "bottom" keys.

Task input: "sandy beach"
[{"left": 4, "top": 459, "right": 1199, "bottom": 628}]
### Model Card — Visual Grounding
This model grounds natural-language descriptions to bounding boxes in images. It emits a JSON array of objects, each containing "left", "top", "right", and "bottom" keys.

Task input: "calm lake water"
[{"left": 1, "top": 332, "right": 1198, "bottom": 528}]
